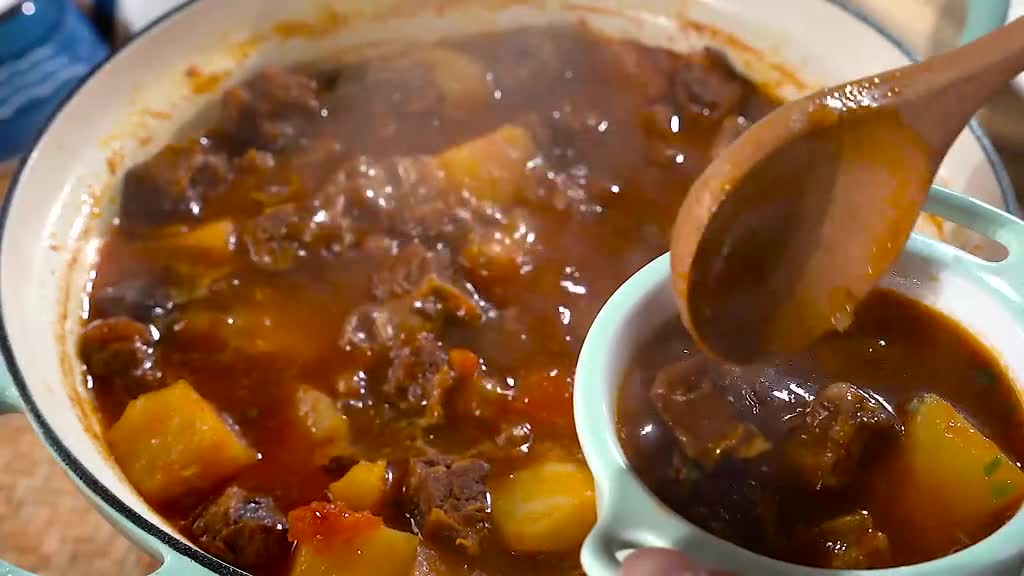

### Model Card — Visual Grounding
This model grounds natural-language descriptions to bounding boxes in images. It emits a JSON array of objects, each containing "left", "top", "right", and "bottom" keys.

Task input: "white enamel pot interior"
[{"left": 0, "top": 0, "right": 1017, "bottom": 574}]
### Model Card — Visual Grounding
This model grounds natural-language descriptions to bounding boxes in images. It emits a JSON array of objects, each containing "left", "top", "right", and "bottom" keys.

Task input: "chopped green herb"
[
  {"left": 984, "top": 456, "right": 1003, "bottom": 478},
  {"left": 991, "top": 481, "right": 1016, "bottom": 503},
  {"left": 241, "top": 407, "right": 261, "bottom": 419}
]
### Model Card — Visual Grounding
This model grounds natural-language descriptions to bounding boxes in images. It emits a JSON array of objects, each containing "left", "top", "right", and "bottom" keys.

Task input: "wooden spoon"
[{"left": 671, "top": 17, "right": 1024, "bottom": 365}]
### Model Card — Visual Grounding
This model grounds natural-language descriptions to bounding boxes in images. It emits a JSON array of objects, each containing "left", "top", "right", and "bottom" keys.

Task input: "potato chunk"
[
  {"left": 437, "top": 124, "right": 536, "bottom": 204},
  {"left": 874, "top": 395, "right": 1024, "bottom": 554},
  {"left": 416, "top": 47, "right": 490, "bottom": 110},
  {"left": 296, "top": 385, "right": 353, "bottom": 466},
  {"left": 289, "top": 502, "right": 418, "bottom": 576},
  {"left": 328, "top": 460, "right": 388, "bottom": 513},
  {"left": 148, "top": 219, "right": 236, "bottom": 264},
  {"left": 107, "top": 380, "right": 257, "bottom": 504},
  {"left": 491, "top": 459, "right": 596, "bottom": 553}
]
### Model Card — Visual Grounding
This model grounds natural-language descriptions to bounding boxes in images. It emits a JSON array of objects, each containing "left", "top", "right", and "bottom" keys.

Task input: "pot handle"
[
  {"left": 0, "top": 550, "right": 217, "bottom": 576},
  {"left": 0, "top": 364, "right": 20, "bottom": 414},
  {"left": 0, "top": 368, "right": 210, "bottom": 575},
  {"left": 0, "top": 366, "right": 41, "bottom": 576},
  {"left": 962, "top": 0, "right": 1012, "bottom": 44}
]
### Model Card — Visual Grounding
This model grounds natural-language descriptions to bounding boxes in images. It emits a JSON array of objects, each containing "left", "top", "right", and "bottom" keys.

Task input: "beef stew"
[
  {"left": 81, "top": 26, "right": 778, "bottom": 576},
  {"left": 619, "top": 289, "right": 1024, "bottom": 569}
]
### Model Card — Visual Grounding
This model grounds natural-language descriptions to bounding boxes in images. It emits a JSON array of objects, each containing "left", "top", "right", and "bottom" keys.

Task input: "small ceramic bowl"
[{"left": 574, "top": 185, "right": 1024, "bottom": 576}]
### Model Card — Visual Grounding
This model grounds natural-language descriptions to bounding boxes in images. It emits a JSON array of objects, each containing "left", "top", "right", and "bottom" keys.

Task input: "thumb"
[{"left": 620, "top": 548, "right": 716, "bottom": 576}]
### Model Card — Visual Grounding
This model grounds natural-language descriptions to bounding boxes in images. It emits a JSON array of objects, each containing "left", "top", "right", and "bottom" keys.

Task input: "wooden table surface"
[{"left": 2, "top": 1, "right": 1024, "bottom": 574}]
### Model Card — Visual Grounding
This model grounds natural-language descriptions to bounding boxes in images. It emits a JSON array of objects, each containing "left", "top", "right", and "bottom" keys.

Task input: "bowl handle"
[
  {"left": 922, "top": 184, "right": 1024, "bottom": 279},
  {"left": 581, "top": 470, "right": 697, "bottom": 576}
]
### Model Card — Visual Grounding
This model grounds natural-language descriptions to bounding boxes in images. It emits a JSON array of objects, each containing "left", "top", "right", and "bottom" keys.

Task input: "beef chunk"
[
  {"left": 671, "top": 458, "right": 781, "bottom": 553},
  {"left": 460, "top": 225, "right": 532, "bottom": 305},
  {"left": 190, "top": 486, "right": 290, "bottom": 572},
  {"left": 80, "top": 317, "right": 162, "bottom": 398},
  {"left": 673, "top": 48, "right": 750, "bottom": 121},
  {"left": 242, "top": 203, "right": 307, "bottom": 270},
  {"left": 339, "top": 300, "right": 432, "bottom": 361},
  {"left": 372, "top": 243, "right": 453, "bottom": 300},
  {"left": 469, "top": 422, "right": 534, "bottom": 460},
  {"left": 800, "top": 511, "right": 892, "bottom": 569},
  {"left": 597, "top": 39, "right": 673, "bottom": 101},
  {"left": 486, "top": 29, "right": 562, "bottom": 94},
  {"left": 708, "top": 361, "right": 818, "bottom": 439},
  {"left": 219, "top": 67, "right": 321, "bottom": 151},
  {"left": 384, "top": 333, "right": 455, "bottom": 424},
  {"left": 120, "top": 143, "right": 231, "bottom": 231},
  {"left": 404, "top": 456, "right": 490, "bottom": 554},
  {"left": 241, "top": 184, "right": 353, "bottom": 270},
  {"left": 89, "top": 279, "right": 174, "bottom": 322},
  {"left": 651, "top": 356, "right": 771, "bottom": 469},
  {"left": 782, "top": 382, "right": 900, "bottom": 488},
  {"left": 327, "top": 155, "right": 458, "bottom": 239},
  {"left": 412, "top": 276, "right": 485, "bottom": 326}
]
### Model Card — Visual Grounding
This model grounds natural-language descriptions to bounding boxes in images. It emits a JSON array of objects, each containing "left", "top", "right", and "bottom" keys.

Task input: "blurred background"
[{"left": 1, "top": 0, "right": 1023, "bottom": 574}]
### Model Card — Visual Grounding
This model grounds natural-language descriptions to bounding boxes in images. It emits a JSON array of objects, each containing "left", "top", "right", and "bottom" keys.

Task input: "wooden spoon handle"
[{"left": 890, "top": 17, "right": 1024, "bottom": 151}]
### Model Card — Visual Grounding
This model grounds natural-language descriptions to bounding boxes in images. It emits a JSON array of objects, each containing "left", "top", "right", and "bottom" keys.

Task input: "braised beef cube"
[
  {"left": 190, "top": 486, "right": 290, "bottom": 573},
  {"left": 80, "top": 317, "right": 162, "bottom": 397},
  {"left": 487, "top": 29, "right": 562, "bottom": 93},
  {"left": 340, "top": 302, "right": 431, "bottom": 361},
  {"left": 385, "top": 333, "right": 454, "bottom": 423},
  {"left": 364, "top": 56, "right": 444, "bottom": 116},
  {"left": 802, "top": 511, "right": 892, "bottom": 569},
  {"left": 404, "top": 456, "right": 490, "bottom": 554},
  {"left": 673, "top": 48, "right": 750, "bottom": 121},
  {"left": 651, "top": 356, "right": 771, "bottom": 469},
  {"left": 329, "top": 155, "right": 456, "bottom": 239},
  {"left": 242, "top": 203, "right": 308, "bottom": 270},
  {"left": 460, "top": 226, "right": 532, "bottom": 305},
  {"left": 783, "top": 382, "right": 900, "bottom": 488},
  {"left": 412, "top": 276, "right": 485, "bottom": 326},
  {"left": 469, "top": 422, "right": 534, "bottom": 460},
  {"left": 242, "top": 193, "right": 353, "bottom": 271},
  {"left": 716, "top": 364, "right": 818, "bottom": 439},
  {"left": 89, "top": 279, "right": 174, "bottom": 322},
  {"left": 120, "top": 143, "right": 231, "bottom": 231},
  {"left": 372, "top": 243, "right": 453, "bottom": 300},
  {"left": 676, "top": 459, "right": 780, "bottom": 552},
  {"left": 597, "top": 39, "right": 673, "bottom": 101},
  {"left": 220, "top": 68, "right": 321, "bottom": 151}
]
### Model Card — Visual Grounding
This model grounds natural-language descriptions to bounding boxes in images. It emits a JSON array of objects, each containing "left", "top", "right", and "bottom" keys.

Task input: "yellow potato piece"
[
  {"left": 329, "top": 460, "right": 388, "bottom": 513},
  {"left": 491, "top": 459, "right": 597, "bottom": 553},
  {"left": 290, "top": 522, "right": 419, "bottom": 576},
  {"left": 107, "top": 380, "right": 257, "bottom": 505},
  {"left": 296, "top": 385, "right": 353, "bottom": 465},
  {"left": 875, "top": 394, "right": 1024, "bottom": 555},
  {"left": 437, "top": 124, "right": 536, "bottom": 205},
  {"left": 416, "top": 47, "right": 490, "bottom": 110},
  {"left": 148, "top": 219, "right": 236, "bottom": 264}
]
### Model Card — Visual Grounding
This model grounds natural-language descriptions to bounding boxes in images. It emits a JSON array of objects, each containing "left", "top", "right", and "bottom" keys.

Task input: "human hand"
[{"left": 620, "top": 548, "right": 728, "bottom": 576}]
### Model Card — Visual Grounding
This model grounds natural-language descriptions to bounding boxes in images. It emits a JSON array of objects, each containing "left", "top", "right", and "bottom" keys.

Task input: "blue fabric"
[{"left": 0, "top": 1, "right": 109, "bottom": 161}]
